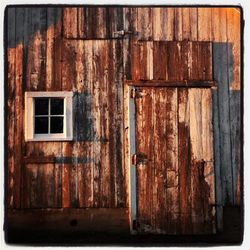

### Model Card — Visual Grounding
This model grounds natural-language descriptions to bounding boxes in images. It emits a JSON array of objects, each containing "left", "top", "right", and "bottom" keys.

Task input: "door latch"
[{"left": 113, "top": 30, "right": 137, "bottom": 37}]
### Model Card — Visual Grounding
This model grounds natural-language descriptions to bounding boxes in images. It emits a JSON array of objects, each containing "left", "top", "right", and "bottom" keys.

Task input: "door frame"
[
  {"left": 124, "top": 84, "right": 137, "bottom": 234},
  {"left": 125, "top": 82, "right": 218, "bottom": 234}
]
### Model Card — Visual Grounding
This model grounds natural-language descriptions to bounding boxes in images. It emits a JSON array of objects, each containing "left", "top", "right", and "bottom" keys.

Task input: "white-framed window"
[{"left": 25, "top": 91, "right": 73, "bottom": 141}]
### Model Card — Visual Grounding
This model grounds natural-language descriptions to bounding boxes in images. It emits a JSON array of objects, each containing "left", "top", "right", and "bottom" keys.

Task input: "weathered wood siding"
[
  {"left": 6, "top": 6, "right": 241, "bottom": 224},
  {"left": 7, "top": 7, "right": 125, "bottom": 209},
  {"left": 135, "top": 87, "right": 215, "bottom": 234}
]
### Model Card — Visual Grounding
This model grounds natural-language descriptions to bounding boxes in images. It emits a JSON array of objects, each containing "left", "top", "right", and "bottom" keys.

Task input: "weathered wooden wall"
[
  {"left": 6, "top": 6, "right": 241, "bottom": 224},
  {"left": 7, "top": 7, "right": 126, "bottom": 209}
]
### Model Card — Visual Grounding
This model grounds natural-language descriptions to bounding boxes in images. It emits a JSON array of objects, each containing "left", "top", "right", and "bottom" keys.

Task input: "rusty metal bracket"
[
  {"left": 130, "top": 88, "right": 136, "bottom": 99},
  {"left": 130, "top": 88, "right": 148, "bottom": 99},
  {"left": 132, "top": 154, "right": 137, "bottom": 165},
  {"left": 113, "top": 30, "right": 137, "bottom": 37}
]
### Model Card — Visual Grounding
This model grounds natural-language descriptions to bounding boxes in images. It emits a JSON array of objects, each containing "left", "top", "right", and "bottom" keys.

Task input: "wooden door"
[{"left": 133, "top": 87, "right": 216, "bottom": 234}]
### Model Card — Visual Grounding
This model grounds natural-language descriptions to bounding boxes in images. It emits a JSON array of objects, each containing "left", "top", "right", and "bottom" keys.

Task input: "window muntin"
[
  {"left": 25, "top": 91, "right": 73, "bottom": 141},
  {"left": 34, "top": 98, "right": 64, "bottom": 134}
]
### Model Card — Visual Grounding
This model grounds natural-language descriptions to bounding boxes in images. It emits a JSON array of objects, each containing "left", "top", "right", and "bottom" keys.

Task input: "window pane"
[
  {"left": 35, "top": 117, "right": 48, "bottom": 134},
  {"left": 51, "top": 98, "right": 64, "bottom": 115},
  {"left": 50, "top": 117, "right": 64, "bottom": 133},
  {"left": 35, "top": 98, "right": 49, "bottom": 115}
]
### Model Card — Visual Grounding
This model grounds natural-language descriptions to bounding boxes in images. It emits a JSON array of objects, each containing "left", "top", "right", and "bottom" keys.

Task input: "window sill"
[{"left": 25, "top": 136, "right": 73, "bottom": 142}]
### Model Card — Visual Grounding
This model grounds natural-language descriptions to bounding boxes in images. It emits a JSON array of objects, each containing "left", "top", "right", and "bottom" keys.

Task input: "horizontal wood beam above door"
[{"left": 125, "top": 80, "right": 217, "bottom": 88}]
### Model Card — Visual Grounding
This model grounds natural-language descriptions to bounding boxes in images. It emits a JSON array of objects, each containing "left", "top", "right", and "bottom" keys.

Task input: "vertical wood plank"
[
  {"left": 227, "top": 8, "right": 241, "bottom": 90},
  {"left": 42, "top": 164, "right": 55, "bottom": 207},
  {"left": 84, "top": 40, "right": 94, "bottom": 207},
  {"left": 138, "top": 42, "right": 147, "bottom": 80},
  {"left": 100, "top": 40, "right": 111, "bottom": 207},
  {"left": 46, "top": 8, "right": 62, "bottom": 90},
  {"left": 211, "top": 8, "right": 227, "bottom": 42},
  {"left": 154, "top": 89, "right": 167, "bottom": 232},
  {"left": 153, "top": 41, "right": 168, "bottom": 80},
  {"left": 28, "top": 164, "right": 38, "bottom": 208},
  {"left": 198, "top": 8, "right": 212, "bottom": 41},
  {"left": 75, "top": 40, "right": 85, "bottom": 92},
  {"left": 212, "top": 85, "right": 223, "bottom": 231},
  {"left": 181, "top": 40, "right": 190, "bottom": 80},
  {"left": 191, "top": 42, "right": 199, "bottom": 80},
  {"left": 123, "top": 8, "right": 137, "bottom": 81},
  {"left": 213, "top": 41, "right": 234, "bottom": 204},
  {"left": 174, "top": 8, "right": 183, "bottom": 41},
  {"left": 62, "top": 143, "right": 72, "bottom": 208},
  {"left": 7, "top": 7, "right": 16, "bottom": 208},
  {"left": 146, "top": 42, "right": 154, "bottom": 80},
  {"left": 190, "top": 8, "right": 198, "bottom": 41},
  {"left": 182, "top": 8, "right": 198, "bottom": 41},
  {"left": 227, "top": 8, "right": 241, "bottom": 205},
  {"left": 182, "top": 8, "right": 191, "bottom": 40},
  {"left": 165, "top": 88, "right": 179, "bottom": 233},
  {"left": 131, "top": 40, "right": 140, "bottom": 80},
  {"left": 200, "top": 42, "right": 213, "bottom": 80},
  {"left": 108, "top": 41, "right": 116, "bottom": 207},
  {"left": 114, "top": 39, "right": 125, "bottom": 207},
  {"left": 63, "top": 8, "right": 78, "bottom": 38},
  {"left": 95, "top": 7, "right": 107, "bottom": 38},
  {"left": 30, "top": 8, "right": 47, "bottom": 91},
  {"left": 92, "top": 40, "right": 102, "bottom": 207},
  {"left": 123, "top": 84, "right": 130, "bottom": 209},
  {"left": 201, "top": 89, "right": 216, "bottom": 233},
  {"left": 62, "top": 40, "right": 76, "bottom": 91},
  {"left": 54, "top": 163, "right": 62, "bottom": 207},
  {"left": 11, "top": 8, "right": 25, "bottom": 209},
  {"left": 46, "top": 8, "right": 55, "bottom": 90},
  {"left": 152, "top": 8, "right": 162, "bottom": 40},
  {"left": 165, "top": 8, "right": 175, "bottom": 41},
  {"left": 178, "top": 88, "right": 192, "bottom": 234},
  {"left": 77, "top": 8, "right": 85, "bottom": 38},
  {"left": 14, "top": 43, "right": 23, "bottom": 209},
  {"left": 167, "top": 42, "right": 182, "bottom": 81},
  {"left": 189, "top": 88, "right": 204, "bottom": 233},
  {"left": 137, "top": 8, "right": 152, "bottom": 40}
]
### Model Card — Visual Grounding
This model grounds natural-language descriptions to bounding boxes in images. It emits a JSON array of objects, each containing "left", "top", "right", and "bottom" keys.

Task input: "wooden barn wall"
[
  {"left": 7, "top": 7, "right": 125, "bottom": 209},
  {"left": 7, "top": 7, "right": 241, "bottom": 212}
]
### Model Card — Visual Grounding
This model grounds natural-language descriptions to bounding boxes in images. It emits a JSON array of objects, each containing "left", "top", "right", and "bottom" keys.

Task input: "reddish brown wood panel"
[
  {"left": 134, "top": 87, "right": 215, "bottom": 234},
  {"left": 63, "top": 7, "right": 124, "bottom": 39},
  {"left": 130, "top": 41, "right": 213, "bottom": 82},
  {"left": 178, "top": 88, "right": 192, "bottom": 234}
]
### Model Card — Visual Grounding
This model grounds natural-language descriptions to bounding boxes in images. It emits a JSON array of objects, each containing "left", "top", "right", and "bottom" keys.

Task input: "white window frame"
[{"left": 25, "top": 91, "right": 73, "bottom": 141}]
